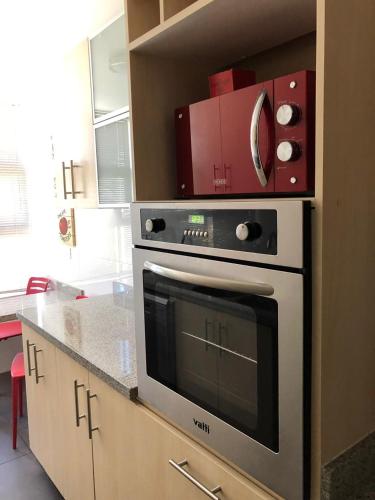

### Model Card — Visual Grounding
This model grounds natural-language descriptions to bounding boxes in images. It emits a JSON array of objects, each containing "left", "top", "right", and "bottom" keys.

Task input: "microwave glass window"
[
  {"left": 95, "top": 116, "right": 132, "bottom": 204},
  {"left": 143, "top": 269, "right": 279, "bottom": 451}
]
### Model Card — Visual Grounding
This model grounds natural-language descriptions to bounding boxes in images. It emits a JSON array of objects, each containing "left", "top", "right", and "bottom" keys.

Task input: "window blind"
[{"left": 0, "top": 104, "right": 29, "bottom": 235}]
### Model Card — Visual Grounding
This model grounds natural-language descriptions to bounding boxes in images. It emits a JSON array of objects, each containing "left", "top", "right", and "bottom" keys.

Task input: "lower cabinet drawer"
[{"left": 131, "top": 405, "right": 276, "bottom": 500}]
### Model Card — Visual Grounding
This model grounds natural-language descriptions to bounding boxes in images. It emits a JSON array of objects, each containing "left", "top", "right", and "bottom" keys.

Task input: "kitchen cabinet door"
[
  {"left": 127, "top": 403, "right": 275, "bottom": 500},
  {"left": 190, "top": 97, "right": 224, "bottom": 195},
  {"left": 220, "top": 81, "right": 275, "bottom": 194},
  {"left": 88, "top": 371, "right": 139, "bottom": 500},
  {"left": 55, "top": 348, "right": 95, "bottom": 500},
  {"left": 95, "top": 113, "right": 133, "bottom": 205},
  {"left": 52, "top": 39, "right": 97, "bottom": 208},
  {"left": 90, "top": 14, "right": 128, "bottom": 121},
  {"left": 22, "top": 325, "right": 62, "bottom": 492}
]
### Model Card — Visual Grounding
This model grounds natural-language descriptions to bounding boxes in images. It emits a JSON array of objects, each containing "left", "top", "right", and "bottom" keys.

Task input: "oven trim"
[
  {"left": 133, "top": 247, "right": 307, "bottom": 500},
  {"left": 131, "top": 200, "right": 305, "bottom": 269}
]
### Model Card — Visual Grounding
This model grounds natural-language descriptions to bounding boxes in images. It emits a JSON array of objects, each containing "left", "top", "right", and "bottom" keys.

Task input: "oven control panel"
[{"left": 140, "top": 208, "right": 277, "bottom": 255}]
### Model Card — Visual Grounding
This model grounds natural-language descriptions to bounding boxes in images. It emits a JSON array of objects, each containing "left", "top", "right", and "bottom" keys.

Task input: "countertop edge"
[{"left": 17, "top": 312, "right": 138, "bottom": 402}]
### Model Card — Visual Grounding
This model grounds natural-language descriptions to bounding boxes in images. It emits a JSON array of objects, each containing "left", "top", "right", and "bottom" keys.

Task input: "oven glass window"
[{"left": 143, "top": 270, "right": 279, "bottom": 451}]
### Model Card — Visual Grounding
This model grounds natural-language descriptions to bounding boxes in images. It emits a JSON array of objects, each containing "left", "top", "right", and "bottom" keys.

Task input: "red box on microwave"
[
  {"left": 209, "top": 69, "right": 256, "bottom": 97},
  {"left": 176, "top": 70, "right": 316, "bottom": 197}
]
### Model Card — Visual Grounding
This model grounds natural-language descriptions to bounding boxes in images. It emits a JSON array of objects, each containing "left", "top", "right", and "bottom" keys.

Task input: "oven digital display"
[{"left": 189, "top": 215, "right": 205, "bottom": 224}]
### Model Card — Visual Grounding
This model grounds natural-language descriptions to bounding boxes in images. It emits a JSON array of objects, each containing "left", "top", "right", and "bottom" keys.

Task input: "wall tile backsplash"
[{"left": 51, "top": 207, "right": 133, "bottom": 289}]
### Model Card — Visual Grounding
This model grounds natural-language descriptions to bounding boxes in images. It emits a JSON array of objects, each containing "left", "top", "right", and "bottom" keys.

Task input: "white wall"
[{"left": 50, "top": 207, "right": 133, "bottom": 285}]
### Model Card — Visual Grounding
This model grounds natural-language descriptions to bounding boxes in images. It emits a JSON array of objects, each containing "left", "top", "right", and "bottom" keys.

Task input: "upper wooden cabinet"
[
  {"left": 52, "top": 39, "right": 97, "bottom": 208},
  {"left": 52, "top": 15, "right": 133, "bottom": 208},
  {"left": 90, "top": 14, "right": 129, "bottom": 122}
]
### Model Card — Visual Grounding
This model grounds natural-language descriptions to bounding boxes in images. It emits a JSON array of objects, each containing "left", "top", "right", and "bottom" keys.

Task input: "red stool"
[
  {"left": 11, "top": 352, "right": 25, "bottom": 449},
  {"left": 26, "top": 277, "right": 50, "bottom": 295}
]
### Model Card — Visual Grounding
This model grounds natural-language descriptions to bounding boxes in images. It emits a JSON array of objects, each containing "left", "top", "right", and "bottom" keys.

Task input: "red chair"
[
  {"left": 0, "top": 277, "right": 50, "bottom": 343},
  {"left": 26, "top": 277, "right": 50, "bottom": 295},
  {"left": 11, "top": 352, "right": 24, "bottom": 449},
  {"left": 75, "top": 295, "right": 88, "bottom": 300},
  {"left": 0, "top": 320, "right": 22, "bottom": 342}
]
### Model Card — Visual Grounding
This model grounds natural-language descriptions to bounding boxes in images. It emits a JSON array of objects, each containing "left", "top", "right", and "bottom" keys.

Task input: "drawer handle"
[
  {"left": 86, "top": 389, "right": 99, "bottom": 439},
  {"left": 74, "top": 380, "right": 85, "bottom": 427},
  {"left": 169, "top": 459, "right": 222, "bottom": 500},
  {"left": 33, "top": 345, "right": 44, "bottom": 384},
  {"left": 26, "top": 340, "right": 35, "bottom": 376}
]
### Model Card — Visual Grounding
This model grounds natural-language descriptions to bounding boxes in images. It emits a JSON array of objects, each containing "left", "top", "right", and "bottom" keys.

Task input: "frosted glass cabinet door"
[
  {"left": 95, "top": 114, "right": 132, "bottom": 205},
  {"left": 90, "top": 15, "right": 128, "bottom": 120}
]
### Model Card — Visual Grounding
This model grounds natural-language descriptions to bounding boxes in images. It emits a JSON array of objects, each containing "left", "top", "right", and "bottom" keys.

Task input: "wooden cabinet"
[
  {"left": 52, "top": 39, "right": 97, "bottom": 208},
  {"left": 122, "top": 401, "right": 274, "bottom": 500},
  {"left": 55, "top": 349, "right": 95, "bottom": 500},
  {"left": 90, "top": 15, "right": 129, "bottom": 121},
  {"left": 22, "top": 325, "right": 62, "bottom": 490},
  {"left": 89, "top": 370, "right": 274, "bottom": 500},
  {"left": 22, "top": 324, "right": 276, "bottom": 500},
  {"left": 88, "top": 371, "right": 139, "bottom": 500}
]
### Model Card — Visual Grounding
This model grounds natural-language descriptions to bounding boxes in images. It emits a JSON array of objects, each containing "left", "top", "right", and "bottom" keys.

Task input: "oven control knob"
[
  {"left": 236, "top": 222, "right": 262, "bottom": 242},
  {"left": 276, "top": 104, "right": 300, "bottom": 126},
  {"left": 145, "top": 218, "right": 165, "bottom": 233},
  {"left": 277, "top": 141, "right": 301, "bottom": 162}
]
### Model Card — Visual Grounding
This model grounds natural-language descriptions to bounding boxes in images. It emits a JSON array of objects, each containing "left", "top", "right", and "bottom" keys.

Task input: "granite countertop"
[
  {"left": 0, "top": 288, "right": 82, "bottom": 323},
  {"left": 17, "top": 291, "right": 137, "bottom": 400}
]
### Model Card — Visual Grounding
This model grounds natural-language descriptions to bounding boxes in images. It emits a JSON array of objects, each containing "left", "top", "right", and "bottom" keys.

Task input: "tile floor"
[{"left": 0, "top": 372, "right": 62, "bottom": 500}]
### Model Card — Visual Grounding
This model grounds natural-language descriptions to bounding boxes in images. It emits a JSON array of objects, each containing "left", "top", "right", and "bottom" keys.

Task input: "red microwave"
[{"left": 175, "top": 70, "right": 315, "bottom": 197}]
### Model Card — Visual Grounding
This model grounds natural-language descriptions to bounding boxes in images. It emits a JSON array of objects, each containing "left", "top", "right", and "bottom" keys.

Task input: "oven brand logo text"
[{"left": 193, "top": 418, "right": 210, "bottom": 434}]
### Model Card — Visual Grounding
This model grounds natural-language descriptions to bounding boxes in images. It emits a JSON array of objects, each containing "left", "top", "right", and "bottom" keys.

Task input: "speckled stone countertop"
[
  {"left": 17, "top": 291, "right": 137, "bottom": 400},
  {"left": 0, "top": 288, "right": 82, "bottom": 323}
]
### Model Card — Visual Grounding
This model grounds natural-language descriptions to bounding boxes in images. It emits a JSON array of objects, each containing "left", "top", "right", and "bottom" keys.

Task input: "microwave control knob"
[
  {"left": 236, "top": 222, "right": 262, "bottom": 242},
  {"left": 276, "top": 104, "right": 300, "bottom": 126},
  {"left": 145, "top": 218, "right": 165, "bottom": 233},
  {"left": 277, "top": 141, "right": 301, "bottom": 162}
]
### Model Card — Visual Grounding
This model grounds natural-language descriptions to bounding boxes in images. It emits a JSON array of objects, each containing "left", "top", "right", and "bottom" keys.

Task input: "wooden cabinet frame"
[{"left": 124, "top": 1, "right": 375, "bottom": 498}]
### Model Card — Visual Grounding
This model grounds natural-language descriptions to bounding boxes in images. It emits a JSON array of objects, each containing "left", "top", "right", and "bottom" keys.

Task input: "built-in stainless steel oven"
[{"left": 131, "top": 201, "right": 310, "bottom": 500}]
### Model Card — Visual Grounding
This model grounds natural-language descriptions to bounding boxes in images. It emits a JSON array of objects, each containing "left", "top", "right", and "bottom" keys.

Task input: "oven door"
[{"left": 133, "top": 248, "right": 306, "bottom": 500}]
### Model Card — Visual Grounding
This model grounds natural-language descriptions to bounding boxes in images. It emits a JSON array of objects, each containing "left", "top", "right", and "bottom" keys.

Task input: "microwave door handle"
[
  {"left": 144, "top": 261, "right": 274, "bottom": 296},
  {"left": 250, "top": 89, "right": 269, "bottom": 188}
]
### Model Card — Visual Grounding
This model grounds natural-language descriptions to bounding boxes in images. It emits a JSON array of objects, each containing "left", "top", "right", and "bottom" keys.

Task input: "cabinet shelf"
[
  {"left": 129, "top": 0, "right": 316, "bottom": 60},
  {"left": 163, "top": 0, "right": 199, "bottom": 21},
  {"left": 127, "top": 0, "right": 161, "bottom": 43}
]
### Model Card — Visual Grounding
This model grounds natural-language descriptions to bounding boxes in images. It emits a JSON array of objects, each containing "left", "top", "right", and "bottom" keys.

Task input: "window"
[{"left": 0, "top": 104, "right": 29, "bottom": 235}]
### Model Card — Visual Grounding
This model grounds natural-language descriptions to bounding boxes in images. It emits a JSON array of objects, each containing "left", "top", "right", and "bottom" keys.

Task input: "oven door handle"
[{"left": 144, "top": 261, "right": 274, "bottom": 296}]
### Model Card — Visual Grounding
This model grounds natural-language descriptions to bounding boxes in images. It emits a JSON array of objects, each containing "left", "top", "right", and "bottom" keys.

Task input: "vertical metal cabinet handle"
[
  {"left": 169, "top": 459, "right": 222, "bottom": 500},
  {"left": 70, "top": 160, "right": 76, "bottom": 199},
  {"left": 250, "top": 89, "right": 269, "bottom": 188},
  {"left": 62, "top": 161, "right": 68, "bottom": 199},
  {"left": 62, "top": 160, "right": 83, "bottom": 199},
  {"left": 70, "top": 160, "right": 83, "bottom": 199},
  {"left": 33, "top": 345, "right": 44, "bottom": 384},
  {"left": 26, "top": 340, "right": 35, "bottom": 376},
  {"left": 74, "top": 380, "right": 85, "bottom": 427},
  {"left": 86, "top": 389, "right": 99, "bottom": 439}
]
